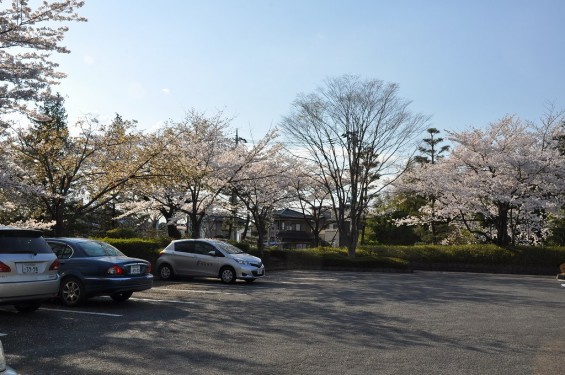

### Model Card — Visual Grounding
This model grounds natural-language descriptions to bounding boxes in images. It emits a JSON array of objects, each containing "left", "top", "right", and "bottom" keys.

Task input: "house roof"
[{"left": 273, "top": 208, "right": 311, "bottom": 219}]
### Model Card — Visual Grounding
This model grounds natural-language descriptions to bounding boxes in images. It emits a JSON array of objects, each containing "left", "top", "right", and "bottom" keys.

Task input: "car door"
[
  {"left": 48, "top": 242, "right": 74, "bottom": 273},
  {"left": 47, "top": 241, "right": 89, "bottom": 278},
  {"left": 192, "top": 242, "right": 222, "bottom": 277},
  {"left": 172, "top": 241, "right": 200, "bottom": 276}
]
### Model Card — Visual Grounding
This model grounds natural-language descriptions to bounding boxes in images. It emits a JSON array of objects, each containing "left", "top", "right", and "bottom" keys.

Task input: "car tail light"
[
  {"left": 0, "top": 262, "right": 11, "bottom": 273},
  {"left": 107, "top": 265, "right": 124, "bottom": 275},
  {"left": 146, "top": 263, "right": 152, "bottom": 274},
  {"left": 49, "top": 259, "right": 59, "bottom": 271}
]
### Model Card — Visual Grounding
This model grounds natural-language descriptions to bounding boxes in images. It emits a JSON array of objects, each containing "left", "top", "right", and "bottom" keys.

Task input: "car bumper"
[
  {"left": 0, "top": 276, "right": 59, "bottom": 305},
  {"left": 237, "top": 265, "right": 266, "bottom": 280},
  {"left": 82, "top": 274, "right": 154, "bottom": 295}
]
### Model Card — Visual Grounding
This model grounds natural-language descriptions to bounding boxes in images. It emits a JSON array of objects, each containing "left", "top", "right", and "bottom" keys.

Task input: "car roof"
[
  {"left": 171, "top": 238, "right": 218, "bottom": 242},
  {"left": 45, "top": 237, "right": 92, "bottom": 244},
  {"left": 0, "top": 226, "right": 44, "bottom": 236}
]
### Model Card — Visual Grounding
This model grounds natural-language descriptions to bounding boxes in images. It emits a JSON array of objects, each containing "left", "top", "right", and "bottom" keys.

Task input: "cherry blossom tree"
[
  {"left": 0, "top": 0, "right": 85, "bottom": 121},
  {"left": 281, "top": 75, "right": 429, "bottom": 256},
  {"left": 0, "top": 1, "right": 85, "bottom": 228},
  {"left": 288, "top": 162, "right": 332, "bottom": 247},
  {"left": 396, "top": 113, "right": 565, "bottom": 246},
  {"left": 139, "top": 110, "right": 234, "bottom": 238},
  {"left": 234, "top": 143, "right": 295, "bottom": 255},
  {"left": 7, "top": 111, "right": 157, "bottom": 235},
  {"left": 122, "top": 109, "right": 281, "bottom": 239}
]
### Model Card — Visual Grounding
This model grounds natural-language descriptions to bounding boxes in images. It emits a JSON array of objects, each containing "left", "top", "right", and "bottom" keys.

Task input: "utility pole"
[{"left": 228, "top": 129, "right": 246, "bottom": 241}]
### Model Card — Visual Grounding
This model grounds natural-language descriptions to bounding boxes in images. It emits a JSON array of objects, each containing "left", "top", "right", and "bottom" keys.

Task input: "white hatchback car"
[
  {"left": 156, "top": 239, "right": 265, "bottom": 283},
  {"left": 0, "top": 227, "right": 60, "bottom": 313}
]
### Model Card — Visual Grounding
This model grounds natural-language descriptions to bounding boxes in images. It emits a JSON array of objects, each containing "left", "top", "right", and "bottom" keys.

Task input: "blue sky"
[{"left": 54, "top": 0, "right": 565, "bottom": 141}]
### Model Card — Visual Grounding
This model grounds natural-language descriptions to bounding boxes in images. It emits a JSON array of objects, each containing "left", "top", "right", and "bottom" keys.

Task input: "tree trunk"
[
  {"left": 189, "top": 213, "right": 202, "bottom": 239},
  {"left": 167, "top": 224, "right": 182, "bottom": 239},
  {"left": 496, "top": 205, "right": 510, "bottom": 247},
  {"left": 53, "top": 199, "right": 65, "bottom": 236},
  {"left": 241, "top": 214, "right": 250, "bottom": 241},
  {"left": 161, "top": 210, "right": 182, "bottom": 239}
]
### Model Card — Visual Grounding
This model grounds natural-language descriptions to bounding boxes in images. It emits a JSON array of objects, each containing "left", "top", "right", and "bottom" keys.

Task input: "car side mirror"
[{"left": 208, "top": 250, "right": 217, "bottom": 257}]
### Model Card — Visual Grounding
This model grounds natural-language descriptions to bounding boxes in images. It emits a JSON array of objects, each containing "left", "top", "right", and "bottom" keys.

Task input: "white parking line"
[
  {"left": 153, "top": 288, "right": 236, "bottom": 295},
  {"left": 0, "top": 333, "right": 7, "bottom": 337},
  {"left": 40, "top": 308, "right": 123, "bottom": 317},
  {"left": 276, "top": 281, "right": 316, "bottom": 285},
  {"left": 130, "top": 297, "right": 196, "bottom": 304},
  {"left": 288, "top": 277, "right": 339, "bottom": 282}
]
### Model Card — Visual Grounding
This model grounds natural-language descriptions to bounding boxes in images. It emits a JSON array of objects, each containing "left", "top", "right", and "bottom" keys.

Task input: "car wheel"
[
  {"left": 110, "top": 291, "right": 133, "bottom": 302},
  {"left": 245, "top": 278, "right": 256, "bottom": 283},
  {"left": 14, "top": 302, "right": 41, "bottom": 313},
  {"left": 158, "top": 263, "right": 174, "bottom": 280},
  {"left": 220, "top": 266, "right": 236, "bottom": 284},
  {"left": 60, "top": 277, "right": 86, "bottom": 307}
]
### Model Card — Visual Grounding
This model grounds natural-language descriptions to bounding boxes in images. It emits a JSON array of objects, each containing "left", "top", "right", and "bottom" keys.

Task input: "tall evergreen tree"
[
  {"left": 414, "top": 128, "right": 450, "bottom": 165},
  {"left": 413, "top": 128, "right": 450, "bottom": 243}
]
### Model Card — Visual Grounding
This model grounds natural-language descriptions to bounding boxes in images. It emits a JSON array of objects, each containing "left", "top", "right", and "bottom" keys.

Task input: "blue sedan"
[{"left": 46, "top": 238, "right": 153, "bottom": 306}]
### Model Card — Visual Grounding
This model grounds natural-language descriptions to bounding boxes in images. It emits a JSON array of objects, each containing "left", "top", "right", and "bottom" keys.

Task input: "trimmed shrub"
[
  {"left": 95, "top": 237, "right": 168, "bottom": 265},
  {"left": 105, "top": 227, "right": 138, "bottom": 238}
]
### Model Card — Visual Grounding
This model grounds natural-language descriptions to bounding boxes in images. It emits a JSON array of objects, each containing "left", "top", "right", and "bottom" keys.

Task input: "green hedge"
[
  {"left": 94, "top": 237, "right": 168, "bottom": 265},
  {"left": 360, "top": 244, "right": 516, "bottom": 265},
  {"left": 91, "top": 238, "right": 565, "bottom": 274},
  {"left": 260, "top": 246, "right": 410, "bottom": 270}
]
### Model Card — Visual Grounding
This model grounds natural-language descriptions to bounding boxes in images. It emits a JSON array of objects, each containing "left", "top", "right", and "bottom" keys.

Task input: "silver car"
[
  {"left": 156, "top": 239, "right": 265, "bottom": 283},
  {"left": 0, "top": 227, "right": 60, "bottom": 313},
  {"left": 0, "top": 340, "right": 17, "bottom": 375}
]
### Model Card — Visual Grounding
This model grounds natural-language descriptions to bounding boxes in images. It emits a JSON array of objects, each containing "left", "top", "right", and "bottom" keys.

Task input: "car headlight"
[{"left": 235, "top": 259, "right": 250, "bottom": 265}]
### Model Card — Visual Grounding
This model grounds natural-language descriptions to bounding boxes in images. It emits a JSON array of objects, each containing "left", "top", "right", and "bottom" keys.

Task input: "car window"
[
  {"left": 79, "top": 241, "right": 124, "bottom": 257},
  {"left": 212, "top": 240, "right": 245, "bottom": 255},
  {"left": 48, "top": 243, "right": 74, "bottom": 259},
  {"left": 174, "top": 241, "right": 195, "bottom": 253},
  {"left": 194, "top": 242, "right": 215, "bottom": 255},
  {"left": 0, "top": 231, "right": 52, "bottom": 254}
]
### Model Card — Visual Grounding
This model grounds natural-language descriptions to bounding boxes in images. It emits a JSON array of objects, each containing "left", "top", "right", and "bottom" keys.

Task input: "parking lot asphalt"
[{"left": 1, "top": 270, "right": 564, "bottom": 375}]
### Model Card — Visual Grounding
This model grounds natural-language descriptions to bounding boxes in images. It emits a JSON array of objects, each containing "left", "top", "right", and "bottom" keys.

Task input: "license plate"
[
  {"left": 130, "top": 265, "right": 141, "bottom": 274},
  {"left": 256, "top": 269, "right": 263, "bottom": 275},
  {"left": 21, "top": 263, "right": 39, "bottom": 274}
]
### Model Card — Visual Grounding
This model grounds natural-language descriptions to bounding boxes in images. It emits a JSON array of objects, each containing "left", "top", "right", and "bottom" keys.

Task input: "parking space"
[{"left": 2, "top": 271, "right": 564, "bottom": 374}]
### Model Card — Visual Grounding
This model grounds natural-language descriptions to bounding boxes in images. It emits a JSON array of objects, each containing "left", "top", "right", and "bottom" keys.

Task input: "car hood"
[{"left": 232, "top": 253, "right": 262, "bottom": 263}]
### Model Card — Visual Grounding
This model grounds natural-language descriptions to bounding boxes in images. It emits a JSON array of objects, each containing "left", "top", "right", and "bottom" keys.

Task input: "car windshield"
[
  {"left": 0, "top": 231, "right": 52, "bottom": 254},
  {"left": 212, "top": 241, "right": 245, "bottom": 255},
  {"left": 80, "top": 241, "right": 124, "bottom": 257}
]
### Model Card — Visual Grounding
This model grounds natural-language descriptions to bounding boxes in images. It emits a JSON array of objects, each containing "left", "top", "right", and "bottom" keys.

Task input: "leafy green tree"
[{"left": 368, "top": 194, "right": 424, "bottom": 245}]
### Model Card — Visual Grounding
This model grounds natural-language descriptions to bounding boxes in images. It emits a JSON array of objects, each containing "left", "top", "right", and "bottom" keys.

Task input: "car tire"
[
  {"left": 158, "top": 263, "right": 174, "bottom": 280},
  {"left": 110, "top": 291, "right": 133, "bottom": 302},
  {"left": 60, "top": 276, "right": 86, "bottom": 307},
  {"left": 14, "top": 302, "right": 41, "bottom": 313},
  {"left": 220, "top": 266, "right": 236, "bottom": 284}
]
